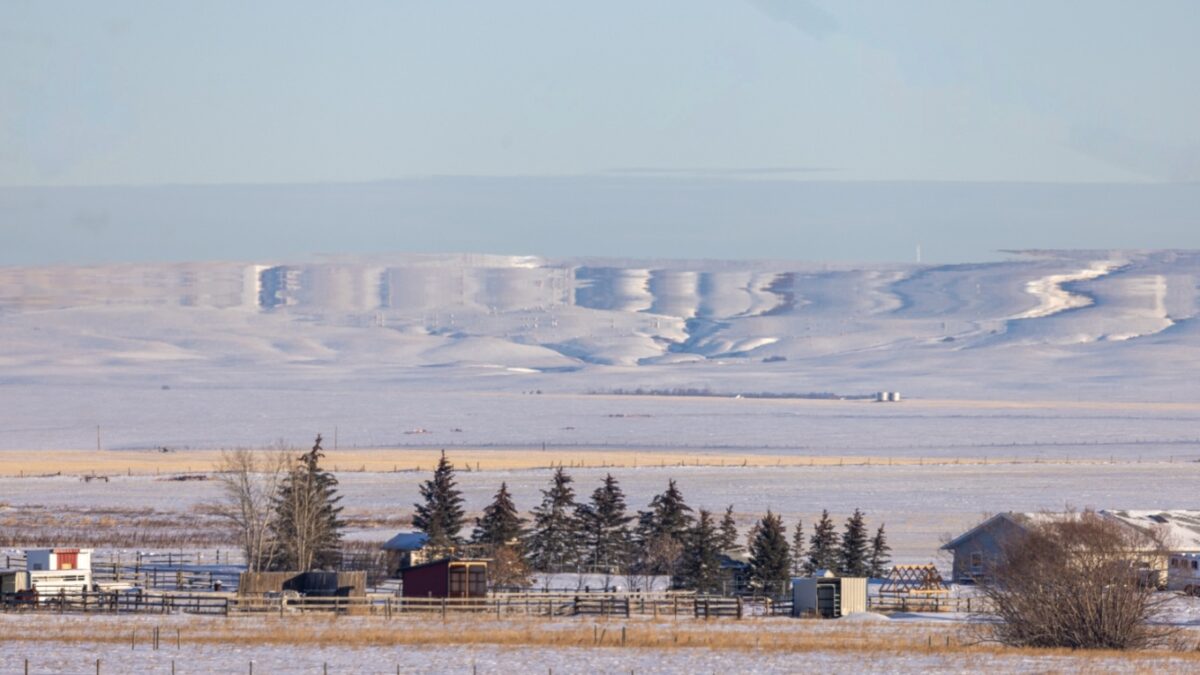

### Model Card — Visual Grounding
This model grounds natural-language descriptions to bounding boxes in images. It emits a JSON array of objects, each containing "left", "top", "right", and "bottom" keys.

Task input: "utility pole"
[{"left": 96, "top": 425, "right": 102, "bottom": 452}]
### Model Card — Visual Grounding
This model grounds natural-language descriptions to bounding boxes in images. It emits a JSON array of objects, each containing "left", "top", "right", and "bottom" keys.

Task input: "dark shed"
[{"left": 400, "top": 557, "right": 488, "bottom": 598}]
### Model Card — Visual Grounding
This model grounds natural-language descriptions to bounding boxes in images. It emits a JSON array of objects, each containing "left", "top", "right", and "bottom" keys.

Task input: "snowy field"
[
  {"left": 4, "top": 460, "right": 1199, "bottom": 564},
  {"left": 5, "top": 614, "right": 1200, "bottom": 674},
  {"left": 4, "top": 251, "right": 1200, "bottom": 566}
]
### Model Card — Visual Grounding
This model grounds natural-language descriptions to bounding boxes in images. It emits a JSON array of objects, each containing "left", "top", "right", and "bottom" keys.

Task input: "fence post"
[{"left": 736, "top": 597, "right": 743, "bottom": 620}]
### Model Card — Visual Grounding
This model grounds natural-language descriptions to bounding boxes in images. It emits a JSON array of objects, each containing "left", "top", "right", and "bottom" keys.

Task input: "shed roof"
[
  {"left": 382, "top": 531, "right": 429, "bottom": 551},
  {"left": 399, "top": 556, "right": 489, "bottom": 573}
]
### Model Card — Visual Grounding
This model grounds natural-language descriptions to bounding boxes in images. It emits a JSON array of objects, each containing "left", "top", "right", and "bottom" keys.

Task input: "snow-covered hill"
[{"left": 2, "top": 250, "right": 1199, "bottom": 449}]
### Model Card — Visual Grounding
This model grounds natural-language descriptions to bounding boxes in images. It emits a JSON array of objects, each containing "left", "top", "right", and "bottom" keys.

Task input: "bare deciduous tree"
[
  {"left": 971, "top": 509, "right": 1174, "bottom": 650},
  {"left": 212, "top": 445, "right": 289, "bottom": 572},
  {"left": 488, "top": 545, "right": 534, "bottom": 590}
]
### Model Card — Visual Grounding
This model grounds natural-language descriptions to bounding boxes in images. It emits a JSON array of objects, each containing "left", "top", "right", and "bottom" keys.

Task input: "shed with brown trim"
[{"left": 400, "top": 557, "right": 488, "bottom": 598}]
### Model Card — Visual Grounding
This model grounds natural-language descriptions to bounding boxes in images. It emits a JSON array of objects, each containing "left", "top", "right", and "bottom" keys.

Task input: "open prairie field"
[{"left": 4, "top": 614, "right": 1200, "bottom": 674}]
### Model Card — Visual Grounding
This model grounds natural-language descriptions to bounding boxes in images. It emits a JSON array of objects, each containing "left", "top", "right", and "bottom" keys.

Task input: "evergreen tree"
[
  {"left": 525, "top": 467, "right": 582, "bottom": 571},
  {"left": 805, "top": 509, "right": 839, "bottom": 575},
  {"left": 717, "top": 505, "right": 743, "bottom": 556},
  {"left": 635, "top": 479, "right": 693, "bottom": 545},
  {"left": 790, "top": 520, "right": 805, "bottom": 576},
  {"left": 868, "top": 524, "right": 892, "bottom": 578},
  {"left": 747, "top": 510, "right": 792, "bottom": 595},
  {"left": 412, "top": 450, "right": 465, "bottom": 548},
  {"left": 271, "top": 434, "right": 344, "bottom": 570},
  {"left": 576, "top": 474, "right": 634, "bottom": 572},
  {"left": 634, "top": 479, "right": 694, "bottom": 575},
  {"left": 743, "top": 519, "right": 761, "bottom": 556},
  {"left": 676, "top": 509, "right": 724, "bottom": 592},
  {"left": 472, "top": 482, "right": 525, "bottom": 548},
  {"left": 838, "top": 509, "right": 870, "bottom": 577}
]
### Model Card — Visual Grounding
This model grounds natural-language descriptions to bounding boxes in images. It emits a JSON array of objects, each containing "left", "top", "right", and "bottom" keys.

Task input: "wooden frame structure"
[{"left": 876, "top": 565, "right": 951, "bottom": 611}]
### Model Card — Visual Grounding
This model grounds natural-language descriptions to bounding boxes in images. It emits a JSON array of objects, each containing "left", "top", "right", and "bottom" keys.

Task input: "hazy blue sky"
[
  {"left": 2, "top": 2, "right": 1199, "bottom": 264},
  {"left": 4, "top": 0, "right": 1198, "bottom": 186}
]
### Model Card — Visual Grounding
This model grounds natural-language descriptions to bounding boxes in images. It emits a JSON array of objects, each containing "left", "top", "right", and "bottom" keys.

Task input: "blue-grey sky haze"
[{"left": 1, "top": 1, "right": 1198, "bottom": 263}]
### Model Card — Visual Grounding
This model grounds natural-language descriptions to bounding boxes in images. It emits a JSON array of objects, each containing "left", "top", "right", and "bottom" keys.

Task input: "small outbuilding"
[
  {"left": 400, "top": 557, "right": 488, "bottom": 599},
  {"left": 237, "top": 571, "right": 366, "bottom": 597},
  {"left": 382, "top": 531, "right": 430, "bottom": 576},
  {"left": 12, "top": 548, "right": 94, "bottom": 595},
  {"left": 792, "top": 572, "right": 868, "bottom": 618}
]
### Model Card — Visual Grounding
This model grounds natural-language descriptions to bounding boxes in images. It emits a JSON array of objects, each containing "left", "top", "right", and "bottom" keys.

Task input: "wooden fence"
[
  {"left": 0, "top": 590, "right": 793, "bottom": 620},
  {"left": 92, "top": 563, "right": 241, "bottom": 592},
  {"left": 869, "top": 594, "right": 980, "bottom": 613}
]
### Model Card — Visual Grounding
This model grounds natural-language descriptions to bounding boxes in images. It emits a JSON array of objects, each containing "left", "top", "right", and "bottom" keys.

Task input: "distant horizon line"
[{"left": 3, "top": 174, "right": 1195, "bottom": 191}]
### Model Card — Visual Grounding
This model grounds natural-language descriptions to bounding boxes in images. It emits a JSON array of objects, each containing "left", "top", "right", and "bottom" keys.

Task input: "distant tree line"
[{"left": 592, "top": 387, "right": 871, "bottom": 401}]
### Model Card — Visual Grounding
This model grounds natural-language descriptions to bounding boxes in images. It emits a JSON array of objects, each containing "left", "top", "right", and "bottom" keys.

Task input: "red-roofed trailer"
[{"left": 400, "top": 558, "right": 488, "bottom": 598}]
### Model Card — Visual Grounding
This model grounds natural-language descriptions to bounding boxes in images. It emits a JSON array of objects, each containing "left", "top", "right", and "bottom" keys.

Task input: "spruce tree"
[
  {"left": 636, "top": 479, "right": 693, "bottom": 545},
  {"left": 718, "top": 505, "right": 743, "bottom": 556},
  {"left": 271, "top": 434, "right": 344, "bottom": 570},
  {"left": 805, "top": 509, "right": 839, "bottom": 575},
  {"left": 472, "top": 482, "right": 525, "bottom": 548},
  {"left": 577, "top": 474, "right": 633, "bottom": 572},
  {"left": 743, "top": 519, "right": 761, "bottom": 556},
  {"left": 790, "top": 521, "right": 805, "bottom": 576},
  {"left": 838, "top": 509, "right": 870, "bottom": 577},
  {"left": 634, "top": 479, "right": 694, "bottom": 575},
  {"left": 412, "top": 450, "right": 465, "bottom": 548},
  {"left": 525, "top": 467, "right": 582, "bottom": 572},
  {"left": 868, "top": 524, "right": 892, "bottom": 578},
  {"left": 747, "top": 510, "right": 792, "bottom": 595},
  {"left": 676, "top": 509, "right": 724, "bottom": 593}
]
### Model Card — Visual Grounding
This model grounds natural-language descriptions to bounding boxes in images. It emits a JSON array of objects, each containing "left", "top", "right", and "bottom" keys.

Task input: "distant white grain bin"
[
  {"left": 792, "top": 572, "right": 868, "bottom": 618},
  {"left": 875, "top": 392, "right": 902, "bottom": 402}
]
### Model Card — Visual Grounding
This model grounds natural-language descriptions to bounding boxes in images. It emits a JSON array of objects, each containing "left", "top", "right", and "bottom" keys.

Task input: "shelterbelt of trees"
[
  {"left": 409, "top": 451, "right": 890, "bottom": 595},
  {"left": 214, "top": 438, "right": 890, "bottom": 595}
]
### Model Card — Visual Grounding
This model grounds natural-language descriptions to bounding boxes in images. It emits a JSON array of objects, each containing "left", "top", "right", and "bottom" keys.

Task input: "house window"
[
  {"left": 1192, "top": 560, "right": 1198, "bottom": 571},
  {"left": 969, "top": 552, "right": 983, "bottom": 573}
]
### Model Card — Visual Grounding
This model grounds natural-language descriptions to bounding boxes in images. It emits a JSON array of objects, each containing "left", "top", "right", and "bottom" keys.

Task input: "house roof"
[
  {"left": 1098, "top": 510, "right": 1200, "bottom": 551},
  {"left": 382, "top": 531, "right": 429, "bottom": 551},
  {"left": 940, "top": 512, "right": 1035, "bottom": 550},
  {"left": 942, "top": 510, "right": 1200, "bottom": 553}
]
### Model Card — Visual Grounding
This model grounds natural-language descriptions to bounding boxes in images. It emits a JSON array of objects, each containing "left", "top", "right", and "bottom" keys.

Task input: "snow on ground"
[
  {"left": 3, "top": 614, "right": 1200, "bottom": 674},
  {"left": 4, "top": 461, "right": 1200, "bottom": 565},
  {"left": 4, "top": 250, "right": 1200, "bottom": 567}
]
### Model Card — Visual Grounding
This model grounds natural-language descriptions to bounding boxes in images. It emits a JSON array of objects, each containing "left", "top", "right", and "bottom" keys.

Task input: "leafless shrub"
[
  {"left": 210, "top": 446, "right": 289, "bottom": 572},
  {"left": 489, "top": 545, "right": 534, "bottom": 590},
  {"left": 971, "top": 509, "right": 1175, "bottom": 650}
]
